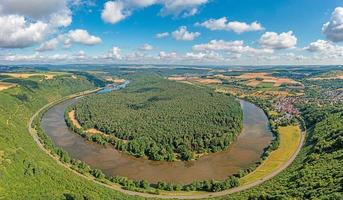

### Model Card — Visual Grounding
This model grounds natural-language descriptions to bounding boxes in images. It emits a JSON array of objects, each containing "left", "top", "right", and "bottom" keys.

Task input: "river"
[{"left": 41, "top": 87, "right": 272, "bottom": 184}]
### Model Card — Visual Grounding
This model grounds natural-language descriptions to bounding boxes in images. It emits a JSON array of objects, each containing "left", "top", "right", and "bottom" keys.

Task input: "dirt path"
[{"left": 27, "top": 89, "right": 306, "bottom": 199}]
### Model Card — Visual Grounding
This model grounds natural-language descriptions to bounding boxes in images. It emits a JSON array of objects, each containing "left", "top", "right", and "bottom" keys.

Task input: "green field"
[
  {"left": 73, "top": 75, "right": 243, "bottom": 161},
  {"left": 256, "top": 82, "right": 274, "bottom": 88}
]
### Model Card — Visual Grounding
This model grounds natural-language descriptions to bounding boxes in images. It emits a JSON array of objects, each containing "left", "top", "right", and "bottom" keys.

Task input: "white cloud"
[
  {"left": 74, "top": 50, "right": 87, "bottom": 59},
  {"left": 0, "top": 0, "right": 68, "bottom": 19},
  {"left": 159, "top": 51, "right": 177, "bottom": 59},
  {"left": 305, "top": 40, "right": 333, "bottom": 52},
  {"left": 172, "top": 26, "right": 200, "bottom": 41},
  {"left": 259, "top": 31, "right": 297, "bottom": 49},
  {"left": 36, "top": 38, "right": 59, "bottom": 51},
  {"left": 139, "top": 43, "right": 154, "bottom": 51},
  {"left": 0, "top": 0, "right": 72, "bottom": 27},
  {"left": 185, "top": 51, "right": 223, "bottom": 61},
  {"left": 100, "top": 0, "right": 209, "bottom": 24},
  {"left": 0, "top": 0, "right": 72, "bottom": 49},
  {"left": 322, "top": 7, "right": 343, "bottom": 42},
  {"left": 3, "top": 52, "right": 44, "bottom": 62},
  {"left": 106, "top": 46, "right": 122, "bottom": 59},
  {"left": 156, "top": 32, "right": 169, "bottom": 38},
  {"left": 196, "top": 17, "right": 264, "bottom": 34},
  {"left": 67, "top": 29, "right": 102, "bottom": 45},
  {"left": 160, "top": 0, "right": 208, "bottom": 17},
  {"left": 193, "top": 39, "right": 273, "bottom": 54},
  {"left": 193, "top": 40, "right": 245, "bottom": 52},
  {"left": 123, "top": 0, "right": 158, "bottom": 8},
  {"left": 305, "top": 39, "right": 343, "bottom": 57},
  {"left": 101, "top": 1, "right": 129, "bottom": 24},
  {"left": 49, "top": 9, "right": 72, "bottom": 27},
  {"left": 0, "top": 15, "right": 49, "bottom": 48}
]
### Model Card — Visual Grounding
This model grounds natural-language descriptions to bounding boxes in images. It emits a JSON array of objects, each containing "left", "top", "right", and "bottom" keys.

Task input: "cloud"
[
  {"left": 2, "top": 51, "right": 92, "bottom": 63},
  {"left": 305, "top": 39, "right": 343, "bottom": 57},
  {"left": 185, "top": 51, "right": 223, "bottom": 61},
  {"left": 49, "top": 9, "right": 72, "bottom": 27},
  {"left": 160, "top": 0, "right": 208, "bottom": 17},
  {"left": 322, "top": 7, "right": 343, "bottom": 42},
  {"left": 36, "top": 38, "right": 59, "bottom": 51},
  {"left": 172, "top": 26, "right": 200, "bottom": 41},
  {"left": 123, "top": 0, "right": 158, "bottom": 8},
  {"left": 159, "top": 51, "right": 177, "bottom": 59},
  {"left": 0, "top": 0, "right": 72, "bottom": 49},
  {"left": 106, "top": 46, "right": 122, "bottom": 59},
  {"left": 101, "top": 0, "right": 209, "bottom": 24},
  {"left": 156, "top": 32, "right": 169, "bottom": 38},
  {"left": 67, "top": 29, "right": 102, "bottom": 45},
  {"left": 259, "top": 31, "right": 297, "bottom": 49},
  {"left": 0, "top": 0, "right": 72, "bottom": 27},
  {"left": 0, "top": 15, "right": 49, "bottom": 48},
  {"left": 49, "top": 29, "right": 102, "bottom": 49},
  {"left": 74, "top": 50, "right": 87, "bottom": 59},
  {"left": 196, "top": 17, "right": 264, "bottom": 34},
  {"left": 0, "top": 0, "right": 68, "bottom": 19},
  {"left": 3, "top": 52, "right": 43, "bottom": 62},
  {"left": 139, "top": 43, "right": 154, "bottom": 51},
  {"left": 101, "top": 1, "right": 129, "bottom": 24},
  {"left": 192, "top": 39, "right": 273, "bottom": 54}
]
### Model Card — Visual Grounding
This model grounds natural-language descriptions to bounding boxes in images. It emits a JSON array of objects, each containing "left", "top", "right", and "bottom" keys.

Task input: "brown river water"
[{"left": 41, "top": 97, "right": 272, "bottom": 184}]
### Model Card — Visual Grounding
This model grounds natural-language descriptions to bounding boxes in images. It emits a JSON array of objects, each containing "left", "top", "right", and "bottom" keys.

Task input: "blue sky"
[{"left": 1, "top": 0, "right": 343, "bottom": 65}]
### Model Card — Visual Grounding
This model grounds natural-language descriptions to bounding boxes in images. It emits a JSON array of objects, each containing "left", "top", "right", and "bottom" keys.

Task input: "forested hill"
[
  {"left": 0, "top": 74, "right": 140, "bottom": 199},
  {"left": 74, "top": 74, "right": 243, "bottom": 161},
  {"left": 226, "top": 104, "right": 343, "bottom": 199}
]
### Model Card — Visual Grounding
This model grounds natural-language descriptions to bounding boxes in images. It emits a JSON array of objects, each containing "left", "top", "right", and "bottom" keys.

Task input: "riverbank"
[
  {"left": 240, "top": 125, "right": 303, "bottom": 185},
  {"left": 28, "top": 85, "right": 304, "bottom": 198},
  {"left": 42, "top": 96, "right": 271, "bottom": 184}
]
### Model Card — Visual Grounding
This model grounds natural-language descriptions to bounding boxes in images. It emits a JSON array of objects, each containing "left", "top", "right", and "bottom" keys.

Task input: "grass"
[
  {"left": 239, "top": 125, "right": 302, "bottom": 185},
  {"left": 256, "top": 82, "right": 275, "bottom": 88}
]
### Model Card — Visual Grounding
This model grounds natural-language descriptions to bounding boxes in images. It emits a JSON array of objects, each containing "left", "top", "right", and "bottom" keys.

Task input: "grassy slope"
[{"left": 0, "top": 76, "right": 142, "bottom": 200}]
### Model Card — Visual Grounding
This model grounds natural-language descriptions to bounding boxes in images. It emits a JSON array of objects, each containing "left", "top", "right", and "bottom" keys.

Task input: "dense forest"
[{"left": 73, "top": 75, "right": 243, "bottom": 161}]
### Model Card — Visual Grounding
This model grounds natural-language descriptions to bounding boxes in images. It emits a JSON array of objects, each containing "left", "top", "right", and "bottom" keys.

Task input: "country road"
[{"left": 28, "top": 88, "right": 306, "bottom": 199}]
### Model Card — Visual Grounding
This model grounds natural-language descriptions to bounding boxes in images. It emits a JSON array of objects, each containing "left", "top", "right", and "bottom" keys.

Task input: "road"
[{"left": 28, "top": 89, "right": 306, "bottom": 199}]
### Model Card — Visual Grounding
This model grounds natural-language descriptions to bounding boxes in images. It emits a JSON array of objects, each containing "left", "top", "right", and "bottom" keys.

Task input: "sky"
[{"left": 1, "top": 0, "right": 343, "bottom": 66}]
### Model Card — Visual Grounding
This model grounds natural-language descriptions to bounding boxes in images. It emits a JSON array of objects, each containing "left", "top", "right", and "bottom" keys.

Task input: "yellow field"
[
  {"left": 309, "top": 75, "right": 343, "bottom": 80},
  {"left": 168, "top": 76, "right": 222, "bottom": 85},
  {"left": 237, "top": 73, "right": 301, "bottom": 87},
  {"left": 0, "top": 72, "right": 68, "bottom": 80},
  {"left": 104, "top": 77, "right": 126, "bottom": 83},
  {"left": 240, "top": 125, "right": 302, "bottom": 185},
  {"left": 0, "top": 82, "right": 16, "bottom": 91}
]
